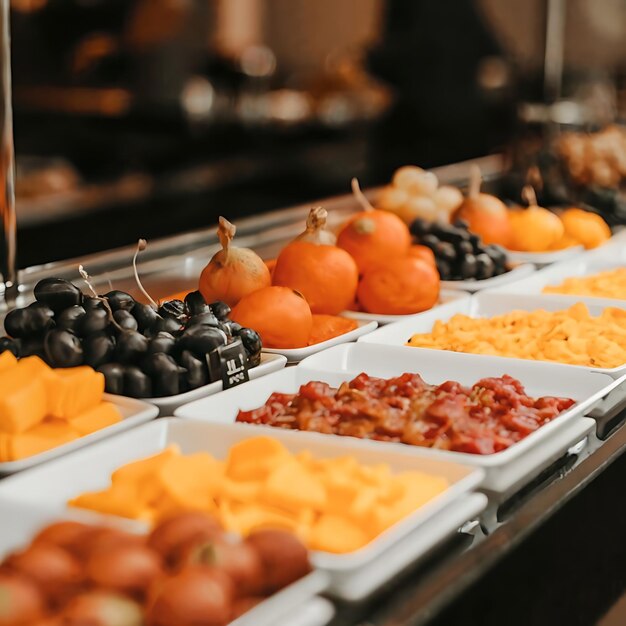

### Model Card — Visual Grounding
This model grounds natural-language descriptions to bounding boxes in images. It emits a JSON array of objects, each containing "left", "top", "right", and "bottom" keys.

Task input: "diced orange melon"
[
  {"left": 69, "top": 482, "right": 153, "bottom": 521},
  {"left": 157, "top": 453, "right": 222, "bottom": 512},
  {"left": 111, "top": 445, "right": 179, "bottom": 486},
  {"left": 225, "top": 437, "right": 290, "bottom": 481},
  {"left": 9, "top": 419, "right": 79, "bottom": 460},
  {"left": 309, "top": 514, "right": 369, "bottom": 553},
  {"left": 46, "top": 367, "right": 105, "bottom": 420},
  {"left": 262, "top": 459, "right": 327, "bottom": 512},
  {"left": 68, "top": 402, "right": 122, "bottom": 435},
  {"left": 0, "top": 357, "right": 52, "bottom": 433},
  {"left": 0, "top": 350, "right": 17, "bottom": 372}
]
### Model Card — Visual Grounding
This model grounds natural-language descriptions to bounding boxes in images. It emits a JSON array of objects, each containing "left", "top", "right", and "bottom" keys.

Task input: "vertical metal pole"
[
  {"left": 0, "top": 0, "right": 16, "bottom": 305},
  {"left": 544, "top": 0, "right": 566, "bottom": 104}
]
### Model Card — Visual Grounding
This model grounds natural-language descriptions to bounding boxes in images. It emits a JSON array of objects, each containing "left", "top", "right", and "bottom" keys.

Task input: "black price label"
[{"left": 208, "top": 339, "right": 250, "bottom": 389}]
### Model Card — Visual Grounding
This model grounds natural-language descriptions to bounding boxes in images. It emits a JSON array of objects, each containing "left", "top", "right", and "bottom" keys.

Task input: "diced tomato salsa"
[{"left": 236, "top": 373, "right": 575, "bottom": 455}]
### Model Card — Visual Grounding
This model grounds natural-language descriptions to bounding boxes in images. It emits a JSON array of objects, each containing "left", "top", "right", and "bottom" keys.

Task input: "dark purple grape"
[
  {"left": 461, "top": 254, "right": 478, "bottom": 279},
  {"left": 97, "top": 363, "right": 125, "bottom": 395},
  {"left": 104, "top": 290, "right": 135, "bottom": 312},
  {"left": 178, "top": 350, "right": 209, "bottom": 390},
  {"left": 484, "top": 244, "right": 507, "bottom": 268},
  {"left": 434, "top": 242, "right": 456, "bottom": 263},
  {"left": 158, "top": 300, "right": 187, "bottom": 324},
  {"left": 143, "top": 353, "right": 184, "bottom": 397},
  {"left": 435, "top": 258, "right": 452, "bottom": 280},
  {"left": 83, "top": 332, "right": 116, "bottom": 369},
  {"left": 148, "top": 331, "right": 177, "bottom": 355},
  {"left": 123, "top": 365, "right": 153, "bottom": 398},
  {"left": 209, "top": 301, "right": 231, "bottom": 321},
  {"left": 56, "top": 305, "right": 87, "bottom": 333},
  {"left": 34, "top": 278, "right": 82, "bottom": 313},
  {"left": 184, "top": 291, "right": 210, "bottom": 317},
  {"left": 5, "top": 303, "right": 55, "bottom": 338},
  {"left": 113, "top": 309, "right": 139, "bottom": 332},
  {"left": 185, "top": 312, "right": 219, "bottom": 328},
  {"left": 132, "top": 303, "right": 159, "bottom": 332},
  {"left": 475, "top": 253, "right": 495, "bottom": 280},
  {"left": 179, "top": 325, "right": 227, "bottom": 358},
  {"left": 456, "top": 240, "right": 474, "bottom": 256},
  {"left": 155, "top": 316, "right": 183, "bottom": 335},
  {"left": 115, "top": 330, "right": 149, "bottom": 363},
  {"left": 419, "top": 234, "right": 440, "bottom": 250},
  {"left": 78, "top": 308, "right": 109, "bottom": 336},
  {"left": 82, "top": 297, "right": 106, "bottom": 311},
  {"left": 237, "top": 327, "right": 262, "bottom": 357},
  {"left": 44, "top": 329, "right": 83, "bottom": 367},
  {"left": 409, "top": 218, "right": 431, "bottom": 236}
]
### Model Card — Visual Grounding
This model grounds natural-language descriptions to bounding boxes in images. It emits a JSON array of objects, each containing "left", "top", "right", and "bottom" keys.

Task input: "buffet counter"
[{"left": 1, "top": 153, "right": 625, "bottom": 626}]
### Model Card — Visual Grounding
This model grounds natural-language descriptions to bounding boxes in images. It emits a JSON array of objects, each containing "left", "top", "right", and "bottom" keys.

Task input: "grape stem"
[
  {"left": 351, "top": 178, "right": 375, "bottom": 212},
  {"left": 132, "top": 239, "right": 159, "bottom": 308},
  {"left": 78, "top": 265, "right": 123, "bottom": 331}
]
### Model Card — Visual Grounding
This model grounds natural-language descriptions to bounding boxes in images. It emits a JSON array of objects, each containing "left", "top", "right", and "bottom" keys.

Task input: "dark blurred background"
[{"left": 9, "top": 0, "right": 626, "bottom": 267}]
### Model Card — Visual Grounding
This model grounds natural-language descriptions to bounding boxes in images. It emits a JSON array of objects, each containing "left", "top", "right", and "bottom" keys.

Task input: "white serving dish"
[
  {"left": 358, "top": 291, "right": 626, "bottom": 377},
  {"left": 175, "top": 343, "right": 619, "bottom": 494},
  {"left": 144, "top": 352, "right": 287, "bottom": 416},
  {"left": 263, "top": 321, "right": 378, "bottom": 362},
  {"left": 486, "top": 251, "right": 626, "bottom": 307},
  {"left": 505, "top": 245, "right": 584, "bottom": 266},
  {"left": 0, "top": 418, "right": 483, "bottom": 579},
  {"left": 0, "top": 394, "right": 158, "bottom": 475},
  {"left": 0, "top": 498, "right": 330, "bottom": 626},
  {"left": 440, "top": 263, "right": 535, "bottom": 292},
  {"left": 341, "top": 289, "right": 470, "bottom": 325},
  {"left": 270, "top": 597, "right": 335, "bottom": 626}
]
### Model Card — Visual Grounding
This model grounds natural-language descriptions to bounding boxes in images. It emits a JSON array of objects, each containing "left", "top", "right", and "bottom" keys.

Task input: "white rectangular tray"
[
  {"left": 0, "top": 418, "right": 483, "bottom": 577},
  {"left": 263, "top": 321, "right": 378, "bottom": 362},
  {"left": 175, "top": 343, "right": 619, "bottom": 494},
  {"left": 0, "top": 498, "right": 330, "bottom": 626},
  {"left": 0, "top": 394, "right": 158, "bottom": 475},
  {"left": 341, "top": 289, "right": 470, "bottom": 325},
  {"left": 505, "top": 245, "right": 584, "bottom": 266},
  {"left": 145, "top": 352, "right": 287, "bottom": 416},
  {"left": 358, "top": 291, "right": 626, "bottom": 377},
  {"left": 441, "top": 263, "right": 535, "bottom": 292},
  {"left": 486, "top": 250, "right": 626, "bottom": 307}
]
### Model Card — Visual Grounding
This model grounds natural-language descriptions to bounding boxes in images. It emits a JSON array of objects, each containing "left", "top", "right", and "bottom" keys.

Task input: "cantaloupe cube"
[
  {"left": 308, "top": 514, "right": 370, "bottom": 553},
  {"left": 262, "top": 459, "right": 327, "bottom": 513},
  {"left": 69, "top": 482, "right": 153, "bottom": 521},
  {"left": 225, "top": 437, "right": 290, "bottom": 481},
  {"left": 0, "top": 350, "right": 17, "bottom": 372},
  {"left": 46, "top": 367, "right": 105, "bottom": 420},
  {"left": 10, "top": 419, "right": 79, "bottom": 460},
  {"left": 217, "top": 477, "right": 263, "bottom": 503},
  {"left": 68, "top": 402, "right": 122, "bottom": 435},
  {"left": 110, "top": 445, "right": 180, "bottom": 486},
  {"left": 157, "top": 453, "right": 221, "bottom": 512},
  {"left": 0, "top": 357, "right": 51, "bottom": 433},
  {"left": 217, "top": 500, "right": 300, "bottom": 536},
  {"left": 0, "top": 432, "right": 12, "bottom": 461},
  {"left": 369, "top": 473, "right": 448, "bottom": 534}
]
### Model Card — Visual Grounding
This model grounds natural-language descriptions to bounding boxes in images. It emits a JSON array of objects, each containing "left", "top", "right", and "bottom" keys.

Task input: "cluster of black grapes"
[
  {"left": 410, "top": 219, "right": 509, "bottom": 281},
  {"left": 0, "top": 278, "right": 262, "bottom": 398}
]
